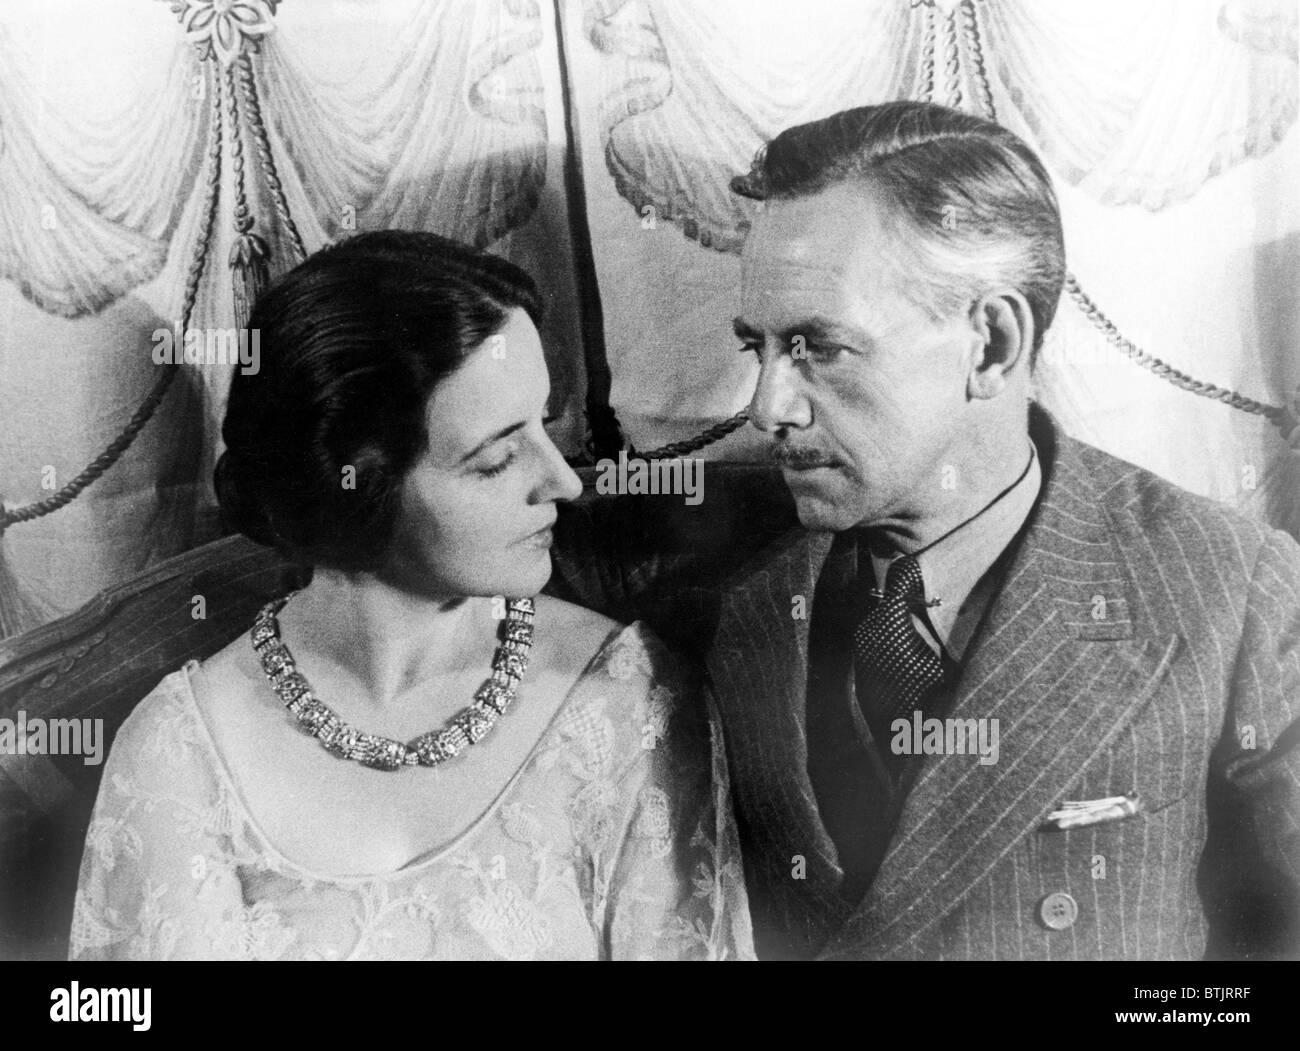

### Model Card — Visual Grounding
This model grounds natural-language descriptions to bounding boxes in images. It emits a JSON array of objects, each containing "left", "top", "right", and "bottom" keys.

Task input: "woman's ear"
[{"left": 966, "top": 289, "right": 1034, "bottom": 400}]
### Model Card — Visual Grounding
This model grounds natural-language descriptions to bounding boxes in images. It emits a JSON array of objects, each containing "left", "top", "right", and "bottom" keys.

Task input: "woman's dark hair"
[{"left": 214, "top": 229, "right": 544, "bottom": 572}]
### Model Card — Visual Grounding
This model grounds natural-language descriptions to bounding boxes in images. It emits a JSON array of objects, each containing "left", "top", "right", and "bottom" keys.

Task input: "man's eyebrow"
[
  {"left": 781, "top": 318, "right": 873, "bottom": 347},
  {"left": 732, "top": 316, "right": 873, "bottom": 348},
  {"left": 458, "top": 420, "right": 527, "bottom": 464}
]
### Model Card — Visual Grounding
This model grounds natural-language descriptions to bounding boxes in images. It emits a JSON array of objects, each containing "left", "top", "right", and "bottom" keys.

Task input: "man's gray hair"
[{"left": 732, "top": 101, "right": 1066, "bottom": 364}]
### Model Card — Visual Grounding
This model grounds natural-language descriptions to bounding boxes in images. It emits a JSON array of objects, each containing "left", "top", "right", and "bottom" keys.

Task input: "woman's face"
[{"left": 383, "top": 308, "right": 583, "bottom": 599}]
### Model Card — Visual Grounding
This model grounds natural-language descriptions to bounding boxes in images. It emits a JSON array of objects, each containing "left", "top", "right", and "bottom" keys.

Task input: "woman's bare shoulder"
[
  {"left": 533, "top": 597, "right": 700, "bottom": 702},
  {"left": 530, "top": 595, "right": 625, "bottom": 676},
  {"left": 198, "top": 629, "right": 260, "bottom": 687}
]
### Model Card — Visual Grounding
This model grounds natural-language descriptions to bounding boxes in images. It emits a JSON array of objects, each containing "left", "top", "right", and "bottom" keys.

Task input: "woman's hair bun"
[{"left": 214, "top": 230, "right": 543, "bottom": 571}]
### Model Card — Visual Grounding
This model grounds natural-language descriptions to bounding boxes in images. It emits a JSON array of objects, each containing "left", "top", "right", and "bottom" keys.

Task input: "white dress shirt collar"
[{"left": 867, "top": 440, "right": 1042, "bottom": 661}]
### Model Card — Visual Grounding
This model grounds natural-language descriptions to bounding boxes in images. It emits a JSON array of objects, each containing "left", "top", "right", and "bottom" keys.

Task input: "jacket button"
[{"left": 1039, "top": 892, "right": 1078, "bottom": 931}]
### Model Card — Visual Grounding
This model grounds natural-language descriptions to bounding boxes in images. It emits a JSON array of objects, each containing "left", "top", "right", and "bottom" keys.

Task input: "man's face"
[{"left": 737, "top": 183, "right": 977, "bottom": 533}]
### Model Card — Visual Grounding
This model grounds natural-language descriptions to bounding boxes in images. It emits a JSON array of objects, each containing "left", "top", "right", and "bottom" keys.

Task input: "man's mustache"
[{"left": 768, "top": 444, "right": 840, "bottom": 469}]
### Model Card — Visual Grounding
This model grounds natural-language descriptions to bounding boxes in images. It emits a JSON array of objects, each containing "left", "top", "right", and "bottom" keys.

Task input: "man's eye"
[
  {"left": 737, "top": 344, "right": 761, "bottom": 356},
  {"left": 799, "top": 343, "right": 846, "bottom": 362}
]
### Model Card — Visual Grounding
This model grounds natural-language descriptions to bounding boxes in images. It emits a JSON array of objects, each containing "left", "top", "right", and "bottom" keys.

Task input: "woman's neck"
[{"left": 275, "top": 569, "right": 493, "bottom": 711}]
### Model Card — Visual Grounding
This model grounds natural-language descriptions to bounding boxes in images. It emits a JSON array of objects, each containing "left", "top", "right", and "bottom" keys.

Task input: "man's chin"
[
  {"left": 780, "top": 466, "right": 871, "bottom": 531},
  {"left": 789, "top": 491, "right": 862, "bottom": 533}
]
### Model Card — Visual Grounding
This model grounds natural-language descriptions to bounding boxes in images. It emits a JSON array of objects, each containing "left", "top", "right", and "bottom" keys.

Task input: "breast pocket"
[{"left": 1075, "top": 673, "right": 1218, "bottom": 812}]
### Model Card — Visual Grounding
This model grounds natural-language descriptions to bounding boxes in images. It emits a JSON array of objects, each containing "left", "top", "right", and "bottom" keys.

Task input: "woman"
[{"left": 69, "top": 231, "right": 753, "bottom": 960}]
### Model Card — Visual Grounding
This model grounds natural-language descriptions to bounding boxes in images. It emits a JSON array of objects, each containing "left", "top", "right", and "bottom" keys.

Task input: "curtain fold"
[{"left": 1, "top": 0, "right": 1296, "bottom": 631}]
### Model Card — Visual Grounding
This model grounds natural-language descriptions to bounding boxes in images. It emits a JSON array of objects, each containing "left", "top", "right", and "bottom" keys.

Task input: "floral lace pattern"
[{"left": 69, "top": 622, "right": 754, "bottom": 961}]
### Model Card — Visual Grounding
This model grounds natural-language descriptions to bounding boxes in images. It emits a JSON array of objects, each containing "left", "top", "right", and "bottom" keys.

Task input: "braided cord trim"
[
  {"left": 1, "top": 65, "right": 225, "bottom": 533},
  {"left": 1063, "top": 275, "right": 1283, "bottom": 421},
  {"left": 6, "top": 5, "right": 1291, "bottom": 534},
  {"left": 960, "top": 0, "right": 997, "bottom": 122},
  {"left": 958, "top": 2, "right": 1288, "bottom": 434},
  {"left": 941, "top": 8, "right": 963, "bottom": 110},
  {"left": 226, "top": 63, "right": 252, "bottom": 234},
  {"left": 631, "top": 410, "right": 750, "bottom": 461},
  {"left": 917, "top": 2, "right": 937, "bottom": 104},
  {"left": 238, "top": 50, "right": 306, "bottom": 264}
]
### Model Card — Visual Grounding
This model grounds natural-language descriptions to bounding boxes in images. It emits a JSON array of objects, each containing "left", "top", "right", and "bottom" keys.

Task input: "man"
[{"left": 551, "top": 101, "right": 1300, "bottom": 960}]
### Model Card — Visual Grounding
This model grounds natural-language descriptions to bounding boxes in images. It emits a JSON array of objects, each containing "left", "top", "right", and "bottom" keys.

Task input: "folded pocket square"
[{"left": 1043, "top": 793, "right": 1141, "bottom": 830}]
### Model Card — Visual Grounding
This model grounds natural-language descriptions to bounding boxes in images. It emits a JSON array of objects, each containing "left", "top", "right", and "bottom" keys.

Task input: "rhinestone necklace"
[{"left": 250, "top": 593, "right": 534, "bottom": 771}]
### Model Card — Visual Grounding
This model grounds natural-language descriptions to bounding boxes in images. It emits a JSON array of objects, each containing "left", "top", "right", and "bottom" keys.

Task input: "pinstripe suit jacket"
[{"left": 550, "top": 405, "right": 1300, "bottom": 960}]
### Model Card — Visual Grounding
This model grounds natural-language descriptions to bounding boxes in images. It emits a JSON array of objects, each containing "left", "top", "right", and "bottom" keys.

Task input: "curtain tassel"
[
  {"left": 0, "top": 509, "right": 36, "bottom": 640},
  {"left": 230, "top": 231, "right": 270, "bottom": 333}
]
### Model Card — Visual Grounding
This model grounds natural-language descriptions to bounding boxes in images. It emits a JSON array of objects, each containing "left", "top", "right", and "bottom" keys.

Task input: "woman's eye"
[
  {"left": 477, "top": 449, "right": 518, "bottom": 478},
  {"left": 737, "top": 344, "right": 761, "bottom": 357}
]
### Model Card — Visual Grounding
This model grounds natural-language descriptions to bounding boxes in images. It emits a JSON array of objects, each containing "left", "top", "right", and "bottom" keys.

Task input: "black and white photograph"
[{"left": 0, "top": 0, "right": 1296, "bottom": 1018}]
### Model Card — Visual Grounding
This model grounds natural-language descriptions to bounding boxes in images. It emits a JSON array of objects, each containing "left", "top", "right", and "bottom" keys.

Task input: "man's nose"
[{"left": 748, "top": 353, "right": 811, "bottom": 432}]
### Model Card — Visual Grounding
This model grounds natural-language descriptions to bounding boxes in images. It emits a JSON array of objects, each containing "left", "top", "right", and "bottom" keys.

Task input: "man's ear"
[{"left": 966, "top": 289, "right": 1034, "bottom": 400}]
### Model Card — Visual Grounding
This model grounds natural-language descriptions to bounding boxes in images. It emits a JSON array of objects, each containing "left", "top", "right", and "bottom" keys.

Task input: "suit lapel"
[
  {"left": 703, "top": 528, "right": 851, "bottom": 942},
  {"left": 823, "top": 417, "right": 1180, "bottom": 959}
]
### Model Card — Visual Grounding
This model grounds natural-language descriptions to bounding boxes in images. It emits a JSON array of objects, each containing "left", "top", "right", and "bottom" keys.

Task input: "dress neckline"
[{"left": 176, "top": 619, "right": 639, "bottom": 884}]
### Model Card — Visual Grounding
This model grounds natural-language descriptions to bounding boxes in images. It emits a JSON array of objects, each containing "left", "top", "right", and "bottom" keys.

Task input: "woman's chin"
[
  {"left": 495, "top": 549, "right": 553, "bottom": 598},
  {"left": 385, "top": 547, "right": 552, "bottom": 601}
]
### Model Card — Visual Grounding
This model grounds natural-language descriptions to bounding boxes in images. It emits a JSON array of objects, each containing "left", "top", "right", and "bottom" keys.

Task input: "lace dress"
[{"left": 69, "top": 622, "right": 754, "bottom": 960}]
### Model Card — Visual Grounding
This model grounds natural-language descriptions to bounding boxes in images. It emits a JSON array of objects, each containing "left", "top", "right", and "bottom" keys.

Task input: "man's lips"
[{"left": 769, "top": 447, "right": 841, "bottom": 471}]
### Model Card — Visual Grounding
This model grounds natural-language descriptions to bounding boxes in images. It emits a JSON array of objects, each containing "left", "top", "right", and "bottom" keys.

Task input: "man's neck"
[{"left": 865, "top": 419, "right": 1034, "bottom": 556}]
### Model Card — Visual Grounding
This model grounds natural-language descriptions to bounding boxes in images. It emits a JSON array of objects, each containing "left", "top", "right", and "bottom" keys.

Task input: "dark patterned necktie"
[{"left": 852, "top": 554, "right": 948, "bottom": 754}]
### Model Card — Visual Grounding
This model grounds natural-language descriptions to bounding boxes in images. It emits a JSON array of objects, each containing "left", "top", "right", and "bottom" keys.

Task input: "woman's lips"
[{"left": 519, "top": 523, "right": 555, "bottom": 546}]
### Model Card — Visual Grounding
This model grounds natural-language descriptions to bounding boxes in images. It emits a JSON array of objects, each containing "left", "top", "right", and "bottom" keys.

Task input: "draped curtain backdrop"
[{"left": 1, "top": 0, "right": 1297, "bottom": 635}]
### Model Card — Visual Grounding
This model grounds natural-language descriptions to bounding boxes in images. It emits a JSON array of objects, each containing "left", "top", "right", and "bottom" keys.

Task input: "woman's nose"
[
  {"left": 554, "top": 459, "right": 584, "bottom": 502},
  {"left": 538, "top": 434, "right": 584, "bottom": 503}
]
